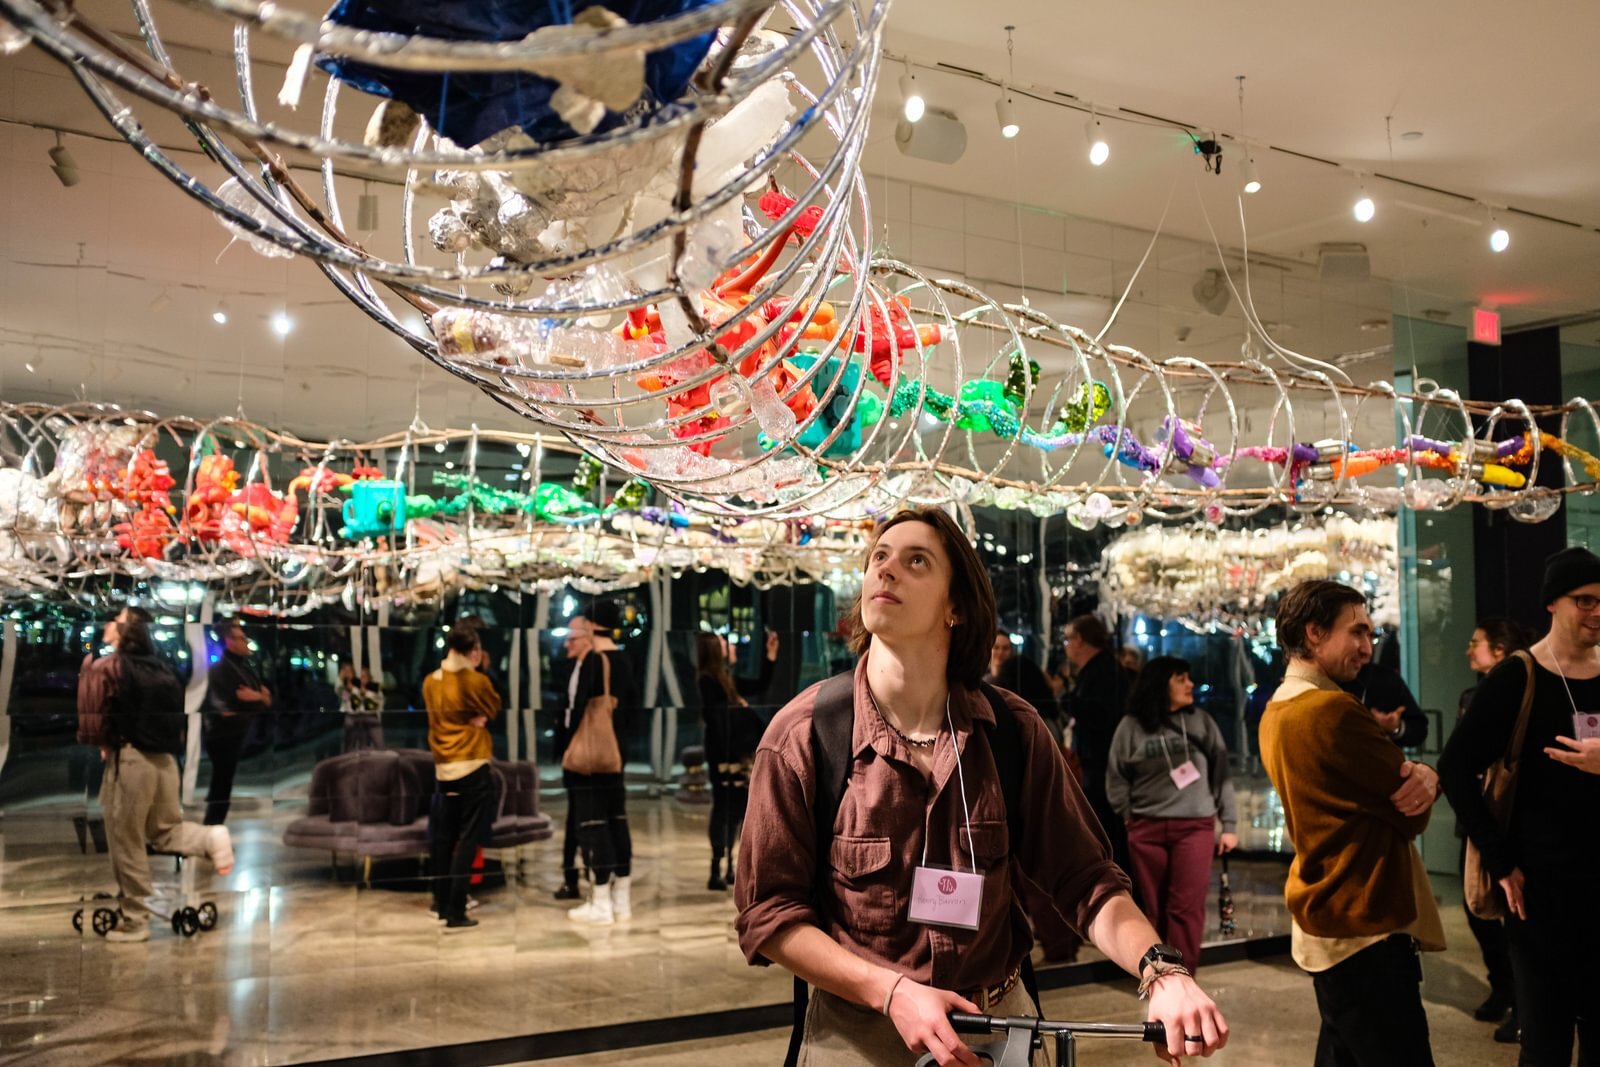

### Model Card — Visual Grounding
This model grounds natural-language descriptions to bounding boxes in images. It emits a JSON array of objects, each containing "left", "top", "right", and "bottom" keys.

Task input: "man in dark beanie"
[{"left": 1442, "top": 545, "right": 1600, "bottom": 1065}]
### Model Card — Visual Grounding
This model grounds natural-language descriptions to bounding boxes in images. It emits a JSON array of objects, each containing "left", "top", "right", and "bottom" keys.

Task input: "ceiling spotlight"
[
  {"left": 1241, "top": 152, "right": 1261, "bottom": 194},
  {"left": 1235, "top": 78, "right": 1258, "bottom": 193},
  {"left": 1489, "top": 223, "right": 1510, "bottom": 253},
  {"left": 996, "top": 93, "right": 1019, "bottom": 139},
  {"left": 48, "top": 132, "right": 79, "bottom": 187},
  {"left": 1352, "top": 176, "right": 1375, "bottom": 223},
  {"left": 211, "top": 302, "right": 228, "bottom": 325},
  {"left": 899, "top": 61, "right": 924, "bottom": 123},
  {"left": 996, "top": 26, "right": 1019, "bottom": 139},
  {"left": 1085, "top": 112, "right": 1109, "bottom": 166},
  {"left": 271, "top": 311, "right": 293, "bottom": 336},
  {"left": 357, "top": 181, "right": 379, "bottom": 232}
]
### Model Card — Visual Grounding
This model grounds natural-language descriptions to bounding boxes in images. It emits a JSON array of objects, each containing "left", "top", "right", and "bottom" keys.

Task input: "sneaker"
[
  {"left": 465, "top": 895, "right": 480, "bottom": 912},
  {"left": 553, "top": 883, "right": 582, "bottom": 901},
  {"left": 442, "top": 917, "right": 479, "bottom": 932},
  {"left": 567, "top": 883, "right": 614, "bottom": 926},
  {"left": 426, "top": 906, "right": 446, "bottom": 922},
  {"left": 707, "top": 875, "right": 727, "bottom": 891},
  {"left": 105, "top": 924, "right": 150, "bottom": 943},
  {"left": 205, "top": 826, "right": 234, "bottom": 876}
]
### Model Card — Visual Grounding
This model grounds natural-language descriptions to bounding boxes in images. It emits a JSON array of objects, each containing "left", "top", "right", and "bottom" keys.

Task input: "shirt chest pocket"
[
  {"left": 958, "top": 820, "right": 1010, "bottom": 871},
  {"left": 828, "top": 836, "right": 897, "bottom": 934}
]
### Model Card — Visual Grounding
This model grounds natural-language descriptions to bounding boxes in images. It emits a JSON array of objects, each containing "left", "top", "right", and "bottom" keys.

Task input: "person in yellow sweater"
[
  {"left": 423, "top": 625, "right": 501, "bottom": 931},
  {"left": 1260, "top": 579, "right": 1445, "bottom": 1067}
]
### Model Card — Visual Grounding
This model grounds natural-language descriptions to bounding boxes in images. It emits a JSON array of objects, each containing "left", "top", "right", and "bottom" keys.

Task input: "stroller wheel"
[
  {"left": 92, "top": 908, "right": 118, "bottom": 936},
  {"left": 177, "top": 908, "right": 200, "bottom": 937},
  {"left": 196, "top": 902, "right": 218, "bottom": 931},
  {"left": 72, "top": 909, "right": 84, "bottom": 933}
]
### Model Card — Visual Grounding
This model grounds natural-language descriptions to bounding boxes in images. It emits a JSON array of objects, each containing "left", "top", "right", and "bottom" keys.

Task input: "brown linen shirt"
[{"left": 735, "top": 657, "right": 1130, "bottom": 993}]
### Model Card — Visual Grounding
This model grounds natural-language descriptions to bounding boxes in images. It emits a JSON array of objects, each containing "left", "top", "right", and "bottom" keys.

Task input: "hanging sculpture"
[
  {"left": 5, "top": 0, "right": 1600, "bottom": 525},
  {"left": 0, "top": 403, "right": 874, "bottom": 612}
]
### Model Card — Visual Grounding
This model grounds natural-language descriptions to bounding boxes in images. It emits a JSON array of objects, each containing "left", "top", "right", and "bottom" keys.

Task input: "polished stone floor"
[
  {"left": 0, "top": 783, "right": 1385, "bottom": 1066},
  {"left": 547, "top": 904, "right": 1524, "bottom": 1067}
]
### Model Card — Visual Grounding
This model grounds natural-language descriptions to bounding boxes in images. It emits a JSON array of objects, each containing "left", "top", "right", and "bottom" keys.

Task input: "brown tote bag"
[
  {"left": 1463, "top": 649, "right": 1537, "bottom": 920},
  {"left": 561, "top": 652, "right": 622, "bottom": 775}
]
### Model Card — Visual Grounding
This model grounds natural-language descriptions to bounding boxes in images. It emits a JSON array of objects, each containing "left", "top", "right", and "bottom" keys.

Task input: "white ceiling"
[
  {"left": 1, "top": 0, "right": 1597, "bottom": 445},
  {"left": 872, "top": 0, "right": 1600, "bottom": 322}
]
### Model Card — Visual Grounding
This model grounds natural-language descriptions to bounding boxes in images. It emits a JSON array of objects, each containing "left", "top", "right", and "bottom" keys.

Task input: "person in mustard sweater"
[
  {"left": 423, "top": 625, "right": 501, "bottom": 931},
  {"left": 1260, "top": 579, "right": 1445, "bottom": 1067}
]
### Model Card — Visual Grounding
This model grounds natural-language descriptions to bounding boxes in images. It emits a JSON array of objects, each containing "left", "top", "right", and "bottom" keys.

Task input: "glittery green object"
[
  {"left": 570, "top": 454, "right": 605, "bottom": 494},
  {"left": 1051, "top": 381, "right": 1112, "bottom": 435}
]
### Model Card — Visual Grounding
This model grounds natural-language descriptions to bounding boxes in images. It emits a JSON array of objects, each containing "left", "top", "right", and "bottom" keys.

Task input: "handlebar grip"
[
  {"left": 948, "top": 1011, "right": 995, "bottom": 1035},
  {"left": 1144, "top": 1021, "right": 1167, "bottom": 1044}
]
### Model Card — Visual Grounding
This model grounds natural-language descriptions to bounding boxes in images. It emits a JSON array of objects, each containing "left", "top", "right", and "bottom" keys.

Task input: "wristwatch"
[{"left": 1139, "top": 943, "right": 1184, "bottom": 978}]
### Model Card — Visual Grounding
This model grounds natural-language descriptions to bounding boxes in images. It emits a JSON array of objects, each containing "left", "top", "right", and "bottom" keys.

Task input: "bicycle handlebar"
[{"left": 948, "top": 1011, "right": 1167, "bottom": 1045}]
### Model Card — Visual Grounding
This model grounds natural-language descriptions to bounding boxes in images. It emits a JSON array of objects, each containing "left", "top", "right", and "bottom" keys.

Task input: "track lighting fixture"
[
  {"left": 1353, "top": 176, "right": 1375, "bottom": 223},
  {"left": 272, "top": 311, "right": 293, "bottom": 336},
  {"left": 212, "top": 302, "right": 228, "bottom": 325},
  {"left": 899, "top": 59, "right": 924, "bottom": 123},
  {"left": 1236, "top": 77, "right": 1258, "bottom": 193},
  {"left": 1085, "top": 109, "right": 1109, "bottom": 166},
  {"left": 1489, "top": 217, "right": 1510, "bottom": 253},
  {"left": 996, "top": 93, "right": 1019, "bottom": 139},
  {"left": 1241, "top": 153, "right": 1261, "bottom": 194},
  {"left": 995, "top": 26, "right": 1019, "bottom": 139},
  {"left": 48, "top": 131, "right": 79, "bottom": 187}
]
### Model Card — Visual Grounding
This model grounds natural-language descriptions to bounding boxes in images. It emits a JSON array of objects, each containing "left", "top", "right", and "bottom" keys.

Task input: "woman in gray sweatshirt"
[{"left": 1107, "top": 656, "right": 1238, "bottom": 971}]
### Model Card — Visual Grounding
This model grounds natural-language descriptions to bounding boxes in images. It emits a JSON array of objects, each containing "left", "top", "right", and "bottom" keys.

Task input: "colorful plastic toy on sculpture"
[
  {"left": 181, "top": 454, "right": 298, "bottom": 556},
  {"left": 112, "top": 450, "right": 179, "bottom": 560},
  {"left": 339, "top": 480, "right": 440, "bottom": 540}
]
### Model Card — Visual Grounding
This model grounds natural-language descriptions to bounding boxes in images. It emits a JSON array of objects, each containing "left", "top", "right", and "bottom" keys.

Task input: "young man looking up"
[{"left": 1260, "top": 580, "right": 1444, "bottom": 1067}]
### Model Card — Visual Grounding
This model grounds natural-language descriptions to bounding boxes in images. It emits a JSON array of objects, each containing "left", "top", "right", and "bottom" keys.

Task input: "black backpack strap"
[
  {"left": 978, "top": 682, "right": 1042, "bottom": 1015},
  {"left": 786, "top": 671, "right": 858, "bottom": 1067}
]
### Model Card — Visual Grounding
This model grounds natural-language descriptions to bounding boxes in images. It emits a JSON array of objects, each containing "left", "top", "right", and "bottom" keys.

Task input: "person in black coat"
[
  {"left": 1063, "top": 614, "right": 1133, "bottom": 871},
  {"left": 203, "top": 620, "right": 271, "bottom": 825},
  {"left": 697, "top": 630, "right": 777, "bottom": 891},
  {"left": 986, "top": 632, "right": 1060, "bottom": 730},
  {"left": 1344, "top": 662, "right": 1428, "bottom": 748}
]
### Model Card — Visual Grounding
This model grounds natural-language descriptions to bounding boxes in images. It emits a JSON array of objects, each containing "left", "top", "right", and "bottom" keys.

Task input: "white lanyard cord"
[
  {"left": 1159, "top": 712, "right": 1192, "bottom": 773},
  {"left": 919, "top": 692, "right": 976, "bottom": 871},
  {"left": 1553, "top": 651, "right": 1581, "bottom": 717}
]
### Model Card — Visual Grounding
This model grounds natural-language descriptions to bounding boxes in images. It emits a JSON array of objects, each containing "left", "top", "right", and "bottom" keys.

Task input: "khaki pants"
[
  {"left": 100, "top": 746, "right": 211, "bottom": 928},
  {"left": 801, "top": 982, "right": 1053, "bottom": 1067}
]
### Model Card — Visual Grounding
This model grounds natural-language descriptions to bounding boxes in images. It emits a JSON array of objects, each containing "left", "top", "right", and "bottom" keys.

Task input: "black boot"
[
  {"left": 1473, "top": 990, "right": 1512, "bottom": 1022},
  {"left": 707, "top": 855, "right": 726, "bottom": 891},
  {"left": 553, "top": 868, "right": 581, "bottom": 901},
  {"left": 1493, "top": 1010, "right": 1519, "bottom": 1044},
  {"left": 724, "top": 860, "right": 735, "bottom": 887}
]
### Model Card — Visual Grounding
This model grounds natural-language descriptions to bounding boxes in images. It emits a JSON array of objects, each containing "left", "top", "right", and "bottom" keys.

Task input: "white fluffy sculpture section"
[{"left": 1100, "top": 516, "right": 1399, "bottom": 631}]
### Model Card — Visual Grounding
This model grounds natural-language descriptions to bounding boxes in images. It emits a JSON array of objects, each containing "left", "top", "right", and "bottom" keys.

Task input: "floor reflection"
[{"left": 0, "top": 787, "right": 1292, "bottom": 1065}]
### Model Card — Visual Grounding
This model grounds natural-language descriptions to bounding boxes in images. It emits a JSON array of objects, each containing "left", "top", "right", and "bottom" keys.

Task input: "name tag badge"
[
  {"left": 1575, "top": 713, "right": 1600, "bottom": 741},
  {"left": 1169, "top": 759, "right": 1203, "bottom": 790},
  {"left": 908, "top": 866, "right": 983, "bottom": 930}
]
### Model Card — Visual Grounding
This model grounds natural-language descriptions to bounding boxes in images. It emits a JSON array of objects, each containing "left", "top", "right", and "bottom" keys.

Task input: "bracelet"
[
  {"left": 1137, "top": 962, "right": 1191, "bottom": 1000},
  {"left": 882, "top": 973, "right": 906, "bottom": 1016}
]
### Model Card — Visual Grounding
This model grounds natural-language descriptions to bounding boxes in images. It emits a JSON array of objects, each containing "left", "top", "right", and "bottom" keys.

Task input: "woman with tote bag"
[{"left": 561, "top": 601, "right": 641, "bottom": 926}]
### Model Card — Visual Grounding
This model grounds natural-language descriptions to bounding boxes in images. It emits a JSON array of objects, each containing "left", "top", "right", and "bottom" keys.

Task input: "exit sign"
[{"left": 1472, "top": 307, "right": 1501, "bottom": 346}]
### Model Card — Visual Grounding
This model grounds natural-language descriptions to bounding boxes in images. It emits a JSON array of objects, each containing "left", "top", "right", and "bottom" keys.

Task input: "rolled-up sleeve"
[
  {"left": 1006, "top": 694, "right": 1132, "bottom": 934},
  {"left": 735, "top": 722, "right": 823, "bottom": 966}
]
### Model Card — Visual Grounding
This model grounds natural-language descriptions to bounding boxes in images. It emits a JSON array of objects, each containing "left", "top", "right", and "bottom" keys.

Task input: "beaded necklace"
[{"left": 866, "top": 685, "right": 940, "bottom": 749}]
